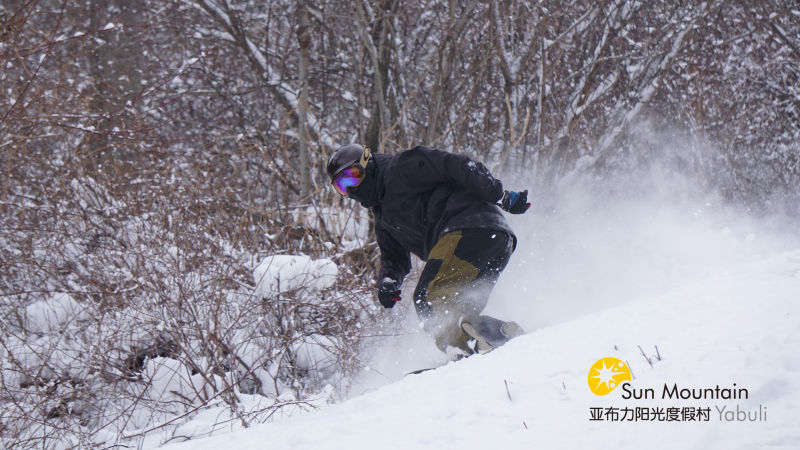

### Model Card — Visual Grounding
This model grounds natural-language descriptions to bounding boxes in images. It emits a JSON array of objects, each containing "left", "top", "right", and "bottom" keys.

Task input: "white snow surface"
[{"left": 166, "top": 180, "right": 800, "bottom": 450}]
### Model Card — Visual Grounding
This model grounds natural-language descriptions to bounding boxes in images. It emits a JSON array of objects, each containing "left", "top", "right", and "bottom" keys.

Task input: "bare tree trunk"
[
  {"left": 537, "top": 37, "right": 546, "bottom": 149},
  {"left": 357, "top": 0, "right": 395, "bottom": 153},
  {"left": 85, "top": 0, "right": 145, "bottom": 175},
  {"left": 296, "top": 0, "right": 312, "bottom": 198}
]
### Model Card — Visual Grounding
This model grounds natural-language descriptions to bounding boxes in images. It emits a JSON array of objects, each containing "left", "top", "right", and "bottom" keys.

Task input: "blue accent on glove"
[{"left": 500, "top": 190, "right": 531, "bottom": 214}]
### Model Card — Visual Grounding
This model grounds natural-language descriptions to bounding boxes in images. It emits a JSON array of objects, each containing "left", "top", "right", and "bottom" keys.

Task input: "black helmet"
[{"left": 327, "top": 144, "right": 371, "bottom": 180}]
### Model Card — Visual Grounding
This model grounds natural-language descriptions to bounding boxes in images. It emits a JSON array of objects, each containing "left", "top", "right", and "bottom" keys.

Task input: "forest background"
[{"left": 1, "top": 0, "right": 798, "bottom": 447}]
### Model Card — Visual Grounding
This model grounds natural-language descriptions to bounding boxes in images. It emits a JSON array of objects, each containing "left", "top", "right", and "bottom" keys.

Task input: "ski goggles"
[
  {"left": 332, "top": 164, "right": 366, "bottom": 196},
  {"left": 330, "top": 146, "right": 371, "bottom": 196}
]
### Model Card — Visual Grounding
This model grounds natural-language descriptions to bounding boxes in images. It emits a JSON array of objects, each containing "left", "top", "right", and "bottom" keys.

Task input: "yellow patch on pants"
[{"left": 424, "top": 231, "right": 481, "bottom": 352}]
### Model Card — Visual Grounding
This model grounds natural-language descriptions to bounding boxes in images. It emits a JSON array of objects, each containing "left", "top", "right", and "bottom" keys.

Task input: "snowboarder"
[{"left": 327, "top": 144, "right": 530, "bottom": 355}]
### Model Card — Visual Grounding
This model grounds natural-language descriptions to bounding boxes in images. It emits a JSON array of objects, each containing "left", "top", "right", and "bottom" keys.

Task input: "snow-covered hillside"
[{"left": 163, "top": 180, "right": 800, "bottom": 450}]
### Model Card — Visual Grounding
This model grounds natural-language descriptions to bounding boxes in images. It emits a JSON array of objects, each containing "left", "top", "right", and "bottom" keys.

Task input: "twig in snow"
[
  {"left": 504, "top": 379, "right": 512, "bottom": 402},
  {"left": 638, "top": 345, "right": 653, "bottom": 368}
]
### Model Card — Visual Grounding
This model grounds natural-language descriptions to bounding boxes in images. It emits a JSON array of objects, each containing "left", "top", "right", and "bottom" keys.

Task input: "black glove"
[
  {"left": 377, "top": 277, "right": 402, "bottom": 309},
  {"left": 500, "top": 189, "right": 531, "bottom": 214}
]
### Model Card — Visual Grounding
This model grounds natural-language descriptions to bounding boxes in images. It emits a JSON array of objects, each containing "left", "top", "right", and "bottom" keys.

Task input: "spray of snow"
[{"left": 492, "top": 168, "right": 796, "bottom": 331}]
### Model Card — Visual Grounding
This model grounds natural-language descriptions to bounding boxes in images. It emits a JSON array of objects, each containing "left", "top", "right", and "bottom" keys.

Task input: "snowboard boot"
[
  {"left": 460, "top": 316, "right": 525, "bottom": 354},
  {"left": 500, "top": 321, "right": 525, "bottom": 340},
  {"left": 460, "top": 320, "right": 493, "bottom": 354}
]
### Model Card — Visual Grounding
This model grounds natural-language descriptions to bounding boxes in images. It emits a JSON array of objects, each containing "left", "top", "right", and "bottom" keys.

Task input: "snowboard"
[{"left": 406, "top": 366, "right": 440, "bottom": 375}]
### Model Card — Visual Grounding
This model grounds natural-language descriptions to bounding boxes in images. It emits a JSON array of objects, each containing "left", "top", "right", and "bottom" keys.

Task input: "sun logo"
[{"left": 588, "top": 357, "right": 632, "bottom": 396}]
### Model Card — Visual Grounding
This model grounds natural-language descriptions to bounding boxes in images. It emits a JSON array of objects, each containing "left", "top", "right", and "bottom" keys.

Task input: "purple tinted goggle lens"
[{"left": 332, "top": 165, "right": 365, "bottom": 195}]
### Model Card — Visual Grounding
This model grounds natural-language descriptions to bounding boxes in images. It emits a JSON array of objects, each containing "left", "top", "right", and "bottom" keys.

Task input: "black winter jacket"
[{"left": 364, "top": 146, "right": 516, "bottom": 284}]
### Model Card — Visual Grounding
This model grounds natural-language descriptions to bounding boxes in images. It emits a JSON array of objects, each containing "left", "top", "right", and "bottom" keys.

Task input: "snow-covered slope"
[{"left": 165, "top": 185, "right": 800, "bottom": 450}]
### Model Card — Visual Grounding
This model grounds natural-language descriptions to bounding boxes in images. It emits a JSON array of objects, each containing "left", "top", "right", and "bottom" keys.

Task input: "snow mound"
[
  {"left": 253, "top": 255, "right": 338, "bottom": 297},
  {"left": 24, "top": 293, "right": 86, "bottom": 333}
]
